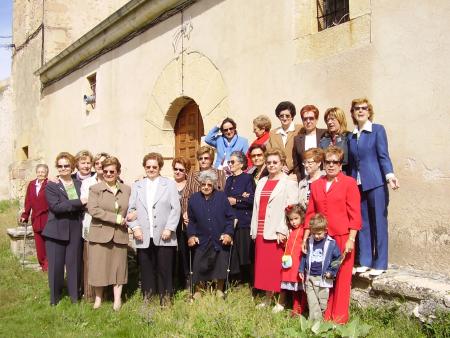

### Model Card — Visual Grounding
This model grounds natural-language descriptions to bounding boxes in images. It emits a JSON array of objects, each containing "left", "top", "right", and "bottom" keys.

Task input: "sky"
[{"left": 0, "top": 0, "right": 13, "bottom": 81}]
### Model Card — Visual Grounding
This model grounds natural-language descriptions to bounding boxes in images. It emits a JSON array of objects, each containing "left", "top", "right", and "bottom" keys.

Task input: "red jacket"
[
  {"left": 21, "top": 179, "right": 49, "bottom": 232},
  {"left": 281, "top": 226, "right": 304, "bottom": 283},
  {"left": 246, "top": 132, "right": 270, "bottom": 169},
  {"left": 305, "top": 172, "right": 361, "bottom": 236}
]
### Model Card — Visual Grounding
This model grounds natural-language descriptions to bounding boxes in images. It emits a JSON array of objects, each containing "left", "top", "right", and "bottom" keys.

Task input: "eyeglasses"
[
  {"left": 353, "top": 106, "right": 369, "bottom": 111},
  {"left": 278, "top": 114, "right": 292, "bottom": 119},
  {"left": 266, "top": 160, "right": 279, "bottom": 165},
  {"left": 145, "top": 165, "right": 159, "bottom": 170},
  {"left": 302, "top": 160, "right": 317, "bottom": 166},
  {"left": 302, "top": 117, "right": 316, "bottom": 122},
  {"left": 103, "top": 170, "right": 117, "bottom": 175},
  {"left": 251, "top": 153, "right": 264, "bottom": 158},
  {"left": 201, "top": 183, "right": 213, "bottom": 188},
  {"left": 198, "top": 156, "right": 210, "bottom": 161},
  {"left": 57, "top": 164, "right": 71, "bottom": 169},
  {"left": 94, "top": 161, "right": 102, "bottom": 166},
  {"left": 222, "top": 127, "right": 235, "bottom": 132},
  {"left": 227, "top": 160, "right": 237, "bottom": 165},
  {"left": 325, "top": 160, "right": 341, "bottom": 165},
  {"left": 173, "top": 167, "right": 185, "bottom": 173}
]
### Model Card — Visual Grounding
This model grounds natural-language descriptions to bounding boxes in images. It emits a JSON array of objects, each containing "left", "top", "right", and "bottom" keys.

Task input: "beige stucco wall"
[
  {"left": 20, "top": 0, "right": 450, "bottom": 274},
  {"left": 0, "top": 80, "right": 13, "bottom": 200}
]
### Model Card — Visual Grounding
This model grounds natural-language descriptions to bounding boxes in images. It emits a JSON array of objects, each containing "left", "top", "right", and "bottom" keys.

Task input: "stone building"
[
  {"left": 0, "top": 79, "right": 13, "bottom": 200},
  {"left": 10, "top": 0, "right": 450, "bottom": 275}
]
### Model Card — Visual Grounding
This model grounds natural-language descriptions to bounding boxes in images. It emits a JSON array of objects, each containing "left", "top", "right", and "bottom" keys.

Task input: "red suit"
[
  {"left": 21, "top": 179, "right": 49, "bottom": 271},
  {"left": 305, "top": 172, "right": 361, "bottom": 323}
]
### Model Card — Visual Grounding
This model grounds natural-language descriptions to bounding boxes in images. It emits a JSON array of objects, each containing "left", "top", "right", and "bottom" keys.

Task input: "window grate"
[{"left": 317, "top": 0, "right": 349, "bottom": 31}]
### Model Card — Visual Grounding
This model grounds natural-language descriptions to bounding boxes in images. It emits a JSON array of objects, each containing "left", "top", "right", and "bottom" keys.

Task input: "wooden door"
[{"left": 175, "top": 101, "right": 204, "bottom": 170}]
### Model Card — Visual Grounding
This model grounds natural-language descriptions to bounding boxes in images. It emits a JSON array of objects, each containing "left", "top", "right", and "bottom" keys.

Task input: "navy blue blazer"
[
  {"left": 347, "top": 123, "right": 394, "bottom": 192},
  {"left": 224, "top": 173, "right": 255, "bottom": 229},
  {"left": 42, "top": 180, "right": 84, "bottom": 241},
  {"left": 319, "top": 132, "right": 350, "bottom": 170},
  {"left": 187, "top": 190, "right": 235, "bottom": 251}
]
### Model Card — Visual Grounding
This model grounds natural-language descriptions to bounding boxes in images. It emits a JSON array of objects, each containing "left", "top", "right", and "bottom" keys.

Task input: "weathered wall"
[
  {"left": 0, "top": 80, "right": 13, "bottom": 200},
  {"left": 19, "top": 0, "right": 450, "bottom": 274}
]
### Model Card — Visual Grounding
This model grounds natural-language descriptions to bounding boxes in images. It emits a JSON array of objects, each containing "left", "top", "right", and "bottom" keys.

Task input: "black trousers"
[
  {"left": 176, "top": 226, "right": 190, "bottom": 287},
  {"left": 45, "top": 235, "right": 82, "bottom": 305},
  {"left": 137, "top": 240, "right": 175, "bottom": 297}
]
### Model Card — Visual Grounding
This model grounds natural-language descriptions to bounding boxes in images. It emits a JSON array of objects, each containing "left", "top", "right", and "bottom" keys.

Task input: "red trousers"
[
  {"left": 324, "top": 233, "right": 354, "bottom": 324},
  {"left": 34, "top": 231, "right": 48, "bottom": 271}
]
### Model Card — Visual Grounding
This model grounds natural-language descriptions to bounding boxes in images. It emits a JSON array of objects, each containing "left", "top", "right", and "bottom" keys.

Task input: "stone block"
[{"left": 7, "top": 226, "right": 36, "bottom": 259}]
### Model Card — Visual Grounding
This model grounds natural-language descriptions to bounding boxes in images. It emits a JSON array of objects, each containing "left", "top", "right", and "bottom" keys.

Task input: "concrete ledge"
[{"left": 352, "top": 265, "right": 450, "bottom": 322}]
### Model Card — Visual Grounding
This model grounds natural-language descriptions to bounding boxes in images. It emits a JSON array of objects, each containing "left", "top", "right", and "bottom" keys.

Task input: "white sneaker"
[
  {"left": 272, "top": 303, "right": 285, "bottom": 313},
  {"left": 369, "top": 269, "right": 385, "bottom": 276},
  {"left": 355, "top": 266, "right": 370, "bottom": 273}
]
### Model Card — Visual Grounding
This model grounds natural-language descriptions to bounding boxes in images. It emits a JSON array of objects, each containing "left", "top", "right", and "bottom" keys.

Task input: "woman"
[
  {"left": 20, "top": 164, "right": 50, "bottom": 271},
  {"left": 72, "top": 150, "right": 94, "bottom": 181},
  {"left": 87, "top": 157, "right": 130, "bottom": 310},
  {"left": 181, "top": 146, "right": 226, "bottom": 224},
  {"left": 43, "top": 152, "right": 85, "bottom": 305},
  {"left": 127, "top": 153, "right": 181, "bottom": 305},
  {"left": 171, "top": 157, "right": 191, "bottom": 289},
  {"left": 319, "top": 107, "right": 350, "bottom": 173},
  {"left": 303, "top": 146, "right": 362, "bottom": 323},
  {"left": 246, "top": 115, "right": 271, "bottom": 169},
  {"left": 298, "top": 148, "right": 324, "bottom": 211},
  {"left": 205, "top": 117, "right": 249, "bottom": 171},
  {"left": 224, "top": 151, "right": 255, "bottom": 282},
  {"left": 246, "top": 144, "right": 269, "bottom": 184},
  {"left": 250, "top": 148, "right": 298, "bottom": 311},
  {"left": 187, "top": 171, "right": 234, "bottom": 298},
  {"left": 348, "top": 98, "right": 400, "bottom": 276}
]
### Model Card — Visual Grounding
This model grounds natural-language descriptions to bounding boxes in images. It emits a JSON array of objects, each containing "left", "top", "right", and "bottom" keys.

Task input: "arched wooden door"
[{"left": 174, "top": 101, "right": 204, "bottom": 170}]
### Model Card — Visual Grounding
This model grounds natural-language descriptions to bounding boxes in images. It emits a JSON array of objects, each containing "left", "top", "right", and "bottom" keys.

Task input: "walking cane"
[
  {"left": 19, "top": 221, "right": 28, "bottom": 269},
  {"left": 224, "top": 219, "right": 238, "bottom": 297},
  {"left": 189, "top": 248, "right": 194, "bottom": 300}
]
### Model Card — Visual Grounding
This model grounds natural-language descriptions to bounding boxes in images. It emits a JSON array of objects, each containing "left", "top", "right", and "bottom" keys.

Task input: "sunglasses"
[
  {"left": 266, "top": 160, "right": 279, "bottom": 165},
  {"left": 278, "top": 114, "right": 292, "bottom": 119},
  {"left": 353, "top": 106, "right": 369, "bottom": 111},
  {"left": 173, "top": 167, "right": 185, "bottom": 173},
  {"left": 251, "top": 153, "right": 264, "bottom": 158},
  {"left": 222, "top": 127, "right": 235, "bottom": 132},
  {"left": 201, "top": 183, "right": 213, "bottom": 188},
  {"left": 56, "top": 164, "right": 71, "bottom": 169},
  {"left": 103, "top": 170, "right": 117, "bottom": 175},
  {"left": 198, "top": 156, "right": 210, "bottom": 161},
  {"left": 227, "top": 160, "right": 237, "bottom": 165},
  {"left": 325, "top": 160, "right": 342, "bottom": 165},
  {"left": 145, "top": 165, "right": 159, "bottom": 170}
]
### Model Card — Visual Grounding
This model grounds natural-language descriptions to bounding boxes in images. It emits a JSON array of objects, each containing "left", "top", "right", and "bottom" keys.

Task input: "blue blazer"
[
  {"left": 187, "top": 190, "right": 235, "bottom": 251},
  {"left": 205, "top": 126, "right": 249, "bottom": 168},
  {"left": 224, "top": 173, "right": 255, "bottom": 229},
  {"left": 348, "top": 123, "right": 394, "bottom": 192},
  {"left": 43, "top": 180, "right": 84, "bottom": 241}
]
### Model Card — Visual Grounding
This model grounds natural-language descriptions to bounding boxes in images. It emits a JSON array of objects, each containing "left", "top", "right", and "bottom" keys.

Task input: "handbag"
[{"left": 281, "top": 228, "right": 300, "bottom": 269}]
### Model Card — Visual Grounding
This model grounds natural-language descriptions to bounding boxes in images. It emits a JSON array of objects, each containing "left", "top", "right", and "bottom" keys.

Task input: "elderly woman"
[
  {"left": 72, "top": 150, "right": 94, "bottom": 181},
  {"left": 246, "top": 144, "right": 269, "bottom": 184},
  {"left": 205, "top": 117, "right": 249, "bottom": 171},
  {"left": 319, "top": 107, "right": 350, "bottom": 173},
  {"left": 127, "top": 153, "right": 180, "bottom": 305},
  {"left": 20, "top": 164, "right": 50, "bottom": 271},
  {"left": 303, "top": 146, "right": 361, "bottom": 323},
  {"left": 348, "top": 98, "right": 400, "bottom": 276},
  {"left": 87, "top": 157, "right": 130, "bottom": 310},
  {"left": 181, "top": 146, "right": 226, "bottom": 224},
  {"left": 171, "top": 157, "right": 191, "bottom": 289},
  {"left": 43, "top": 152, "right": 85, "bottom": 305},
  {"left": 225, "top": 151, "right": 255, "bottom": 282},
  {"left": 250, "top": 148, "right": 298, "bottom": 311},
  {"left": 298, "top": 148, "right": 324, "bottom": 211},
  {"left": 246, "top": 115, "right": 271, "bottom": 169},
  {"left": 187, "top": 170, "right": 234, "bottom": 298}
]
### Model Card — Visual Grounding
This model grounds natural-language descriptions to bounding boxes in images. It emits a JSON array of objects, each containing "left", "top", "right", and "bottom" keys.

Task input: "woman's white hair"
[{"left": 198, "top": 170, "right": 218, "bottom": 184}]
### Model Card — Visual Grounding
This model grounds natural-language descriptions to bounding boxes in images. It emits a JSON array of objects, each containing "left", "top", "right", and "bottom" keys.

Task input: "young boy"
[{"left": 299, "top": 213, "right": 342, "bottom": 321}]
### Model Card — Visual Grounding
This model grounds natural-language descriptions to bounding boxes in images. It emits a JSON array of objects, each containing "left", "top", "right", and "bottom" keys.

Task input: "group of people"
[{"left": 20, "top": 97, "right": 399, "bottom": 324}]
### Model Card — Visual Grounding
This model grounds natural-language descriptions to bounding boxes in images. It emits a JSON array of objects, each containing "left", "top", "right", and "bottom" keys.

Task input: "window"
[
  {"left": 317, "top": 0, "right": 349, "bottom": 31},
  {"left": 84, "top": 73, "right": 96, "bottom": 114},
  {"left": 22, "top": 146, "right": 29, "bottom": 160}
]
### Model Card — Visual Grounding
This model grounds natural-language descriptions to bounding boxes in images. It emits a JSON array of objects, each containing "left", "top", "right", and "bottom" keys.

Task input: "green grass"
[{"left": 0, "top": 200, "right": 449, "bottom": 337}]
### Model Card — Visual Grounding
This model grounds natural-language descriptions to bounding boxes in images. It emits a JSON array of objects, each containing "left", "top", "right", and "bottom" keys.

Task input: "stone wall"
[{"left": 0, "top": 80, "right": 13, "bottom": 200}]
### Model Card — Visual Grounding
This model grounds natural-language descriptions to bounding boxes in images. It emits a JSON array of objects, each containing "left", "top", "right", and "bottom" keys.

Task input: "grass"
[{"left": 0, "top": 199, "right": 449, "bottom": 337}]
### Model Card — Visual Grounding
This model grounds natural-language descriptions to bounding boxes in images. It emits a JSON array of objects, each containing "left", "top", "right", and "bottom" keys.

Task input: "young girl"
[{"left": 274, "top": 204, "right": 306, "bottom": 315}]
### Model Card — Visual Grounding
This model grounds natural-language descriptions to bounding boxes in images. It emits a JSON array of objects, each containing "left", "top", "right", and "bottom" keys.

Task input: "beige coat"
[
  {"left": 87, "top": 181, "right": 131, "bottom": 245},
  {"left": 267, "top": 124, "right": 302, "bottom": 171},
  {"left": 250, "top": 173, "right": 299, "bottom": 240}
]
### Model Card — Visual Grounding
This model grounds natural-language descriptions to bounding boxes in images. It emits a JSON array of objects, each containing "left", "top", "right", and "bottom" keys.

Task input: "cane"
[
  {"left": 19, "top": 221, "right": 28, "bottom": 269},
  {"left": 224, "top": 241, "right": 233, "bottom": 297},
  {"left": 189, "top": 248, "right": 194, "bottom": 300}
]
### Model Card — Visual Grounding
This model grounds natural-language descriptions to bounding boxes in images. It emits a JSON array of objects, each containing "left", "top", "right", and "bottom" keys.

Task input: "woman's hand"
[
  {"left": 301, "top": 241, "right": 308, "bottom": 254},
  {"left": 183, "top": 212, "right": 189, "bottom": 225},
  {"left": 388, "top": 176, "right": 400, "bottom": 190},
  {"left": 19, "top": 217, "right": 27, "bottom": 224},
  {"left": 281, "top": 165, "right": 290, "bottom": 175},
  {"left": 126, "top": 211, "right": 137, "bottom": 222},
  {"left": 344, "top": 238, "right": 355, "bottom": 254},
  {"left": 276, "top": 233, "right": 287, "bottom": 244},
  {"left": 220, "top": 234, "right": 232, "bottom": 245},
  {"left": 133, "top": 227, "right": 143, "bottom": 241},
  {"left": 227, "top": 197, "right": 237, "bottom": 206},
  {"left": 298, "top": 272, "right": 304, "bottom": 281},
  {"left": 188, "top": 236, "right": 199, "bottom": 247},
  {"left": 242, "top": 192, "right": 250, "bottom": 198},
  {"left": 161, "top": 229, "right": 172, "bottom": 241},
  {"left": 80, "top": 197, "right": 88, "bottom": 205}
]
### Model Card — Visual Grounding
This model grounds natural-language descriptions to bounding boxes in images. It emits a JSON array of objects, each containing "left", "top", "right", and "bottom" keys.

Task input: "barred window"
[{"left": 317, "top": 0, "right": 349, "bottom": 31}]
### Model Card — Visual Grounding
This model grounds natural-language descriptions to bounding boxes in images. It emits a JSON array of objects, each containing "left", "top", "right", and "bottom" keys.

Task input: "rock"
[{"left": 444, "top": 294, "right": 450, "bottom": 308}]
